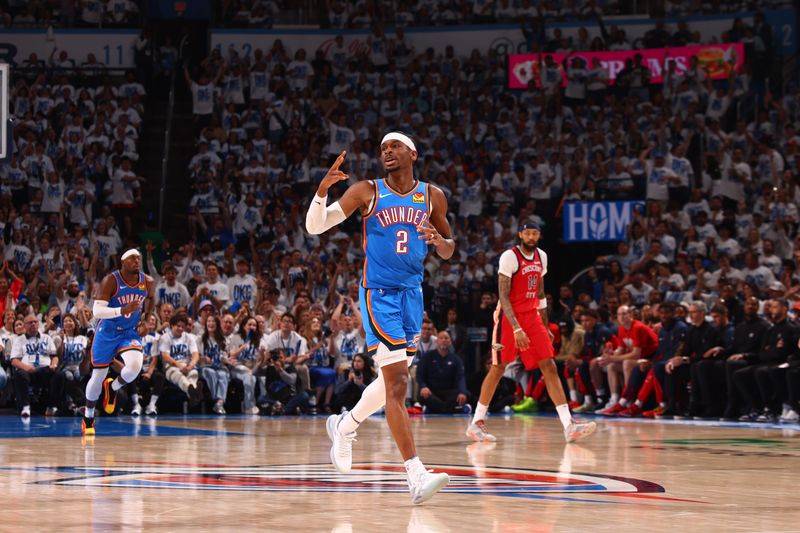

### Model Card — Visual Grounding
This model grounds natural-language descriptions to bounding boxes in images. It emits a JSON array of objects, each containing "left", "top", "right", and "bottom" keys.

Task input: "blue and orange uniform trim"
[{"left": 363, "top": 288, "right": 407, "bottom": 351}]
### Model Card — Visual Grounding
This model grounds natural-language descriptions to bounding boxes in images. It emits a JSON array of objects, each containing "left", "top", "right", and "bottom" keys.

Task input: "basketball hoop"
[{"left": 174, "top": 1, "right": 187, "bottom": 16}]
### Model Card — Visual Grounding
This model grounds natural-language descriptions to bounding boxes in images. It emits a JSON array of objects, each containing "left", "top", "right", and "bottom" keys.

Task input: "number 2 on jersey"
[{"left": 396, "top": 229, "right": 408, "bottom": 254}]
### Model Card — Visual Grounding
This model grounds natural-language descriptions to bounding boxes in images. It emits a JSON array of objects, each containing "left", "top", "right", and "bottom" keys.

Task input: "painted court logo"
[{"left": 16, "top": 462, "right": 681, "bottom": 501}]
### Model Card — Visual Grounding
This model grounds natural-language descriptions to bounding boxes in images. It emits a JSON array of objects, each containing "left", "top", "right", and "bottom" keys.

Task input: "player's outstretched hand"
[{"left": 317, "top": 151, "right": 349, "bottom": 196}]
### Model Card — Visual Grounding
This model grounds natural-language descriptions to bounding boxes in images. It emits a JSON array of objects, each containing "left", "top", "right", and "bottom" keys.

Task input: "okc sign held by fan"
[{"left": 563, "top": 201, "right": 645, "bottom": 242}]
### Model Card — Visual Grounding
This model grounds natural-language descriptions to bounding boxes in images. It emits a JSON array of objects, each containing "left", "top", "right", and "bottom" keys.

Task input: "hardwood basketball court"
[{"left": 1, "top": 414, "right": 798, "bottom": 531}]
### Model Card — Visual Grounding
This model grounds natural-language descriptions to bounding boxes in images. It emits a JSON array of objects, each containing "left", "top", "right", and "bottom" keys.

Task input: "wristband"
[{"left": 513, "top": 327, "right": 523, "bottom": 334}]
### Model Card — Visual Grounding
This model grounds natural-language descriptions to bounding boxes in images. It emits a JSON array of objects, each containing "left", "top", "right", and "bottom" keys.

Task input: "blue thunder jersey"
[
  {"left": 362, "top": 179, "right": 431, "bottom": 289},
  {"left": 106, "top": 270, "right": 147, "bottom": 330}
]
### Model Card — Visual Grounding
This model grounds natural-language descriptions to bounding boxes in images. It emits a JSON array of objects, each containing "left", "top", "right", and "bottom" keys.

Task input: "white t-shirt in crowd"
[
  {"left": 11, "top": 333, "right": 56, "bottom": 367},
  {"left": 191, "top": 82, "right": 215, "bottom": 115}
]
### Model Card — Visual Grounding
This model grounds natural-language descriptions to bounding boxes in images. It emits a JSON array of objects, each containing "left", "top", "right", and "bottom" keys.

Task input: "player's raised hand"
[{"left": 317, "top": 151, "right": 349, "bottom": 196}]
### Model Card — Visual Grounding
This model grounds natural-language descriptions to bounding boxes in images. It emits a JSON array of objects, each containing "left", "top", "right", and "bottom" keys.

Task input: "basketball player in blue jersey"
[
  {"left": 306, "top": 132, "right": 454, "bottom": 504},
  {"left": 82, "top": 249, "right": 155, "bottom": 435}
]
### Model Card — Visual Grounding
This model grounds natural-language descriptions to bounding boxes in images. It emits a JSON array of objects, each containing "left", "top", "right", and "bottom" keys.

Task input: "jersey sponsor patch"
[{"left": 412, "top": 192, "right": 425, "bottom": 204}]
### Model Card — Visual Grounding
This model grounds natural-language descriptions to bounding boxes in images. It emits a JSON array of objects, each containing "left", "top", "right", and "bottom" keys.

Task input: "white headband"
[
  {"left": 381, "top": 132, "right": 416, "bottom": 153},
  {"left": 121, "top": 249, "right": 141, "bottom": 261}
]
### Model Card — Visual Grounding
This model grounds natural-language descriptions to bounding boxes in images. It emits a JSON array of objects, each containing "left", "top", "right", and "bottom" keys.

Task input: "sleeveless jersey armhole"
[
  {"left": 109, "top": 271, "right": 120, "bottom": 299},
  {"left": 364, "top": 180, "right": 378, "bottom": 218},
  {"left": 426, "top": 182, "right": 433, "bottom": 217}
]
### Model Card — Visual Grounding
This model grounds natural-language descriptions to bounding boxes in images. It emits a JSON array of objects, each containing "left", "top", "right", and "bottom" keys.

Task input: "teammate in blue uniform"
[
  {"left": 82, "top": 249, "right": 155, "bottom": 435},
  {"left": 306, "top": 132, "right": 455, "bottom": 504}
]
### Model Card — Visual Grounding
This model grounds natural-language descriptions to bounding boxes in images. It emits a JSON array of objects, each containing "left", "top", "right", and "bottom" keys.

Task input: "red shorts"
[{"left": 491, "top": 307, "right": 554, "bottom": 370}]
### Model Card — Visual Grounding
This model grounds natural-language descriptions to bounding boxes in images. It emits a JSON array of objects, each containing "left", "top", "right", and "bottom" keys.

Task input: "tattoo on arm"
[{"left": 498, "top": 275, "right": 520, "bottom": 330}]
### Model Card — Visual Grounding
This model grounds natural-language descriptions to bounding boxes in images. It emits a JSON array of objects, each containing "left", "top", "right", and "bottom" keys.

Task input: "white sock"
[
  {"left": 634, "top": 399, "right": 642, "bottom": 407},
  {"left": 148, "top": 395, "right": 158, "bottom": 407},
  {"left": 131, "top": 394, "right": 140, "bottom": 405},
  {"left": 569, "top": 389, "right": 579, "bottom": 402},
  {"left": 404, "top": 456, "right": 426, "bottom": 478},
  {"left": 555, "top": 403, "right": 572, "bottom": 429},
  {"left": 337, "top": 411, "right": 361, "bottom": 434},
  {"left": 85, "top": 407, "right": 95, "bottom": 418},
  {"left": 609, "top": 393, "right": 619, "bottom": 404},
  {"left": 111, "top": 378, "right": 124, "bottom": 392},
  {"left": 659, "top": 402, "right": 666, "bottom": 408},
  {"left": 619, "top": 398, "right": 629, "bottom": 407},
  {"left": 583, "top": 396, "right": 594, "bottom": 405},
  {"left": 472, "top": 402, "right": 489, "bottom": 424}
]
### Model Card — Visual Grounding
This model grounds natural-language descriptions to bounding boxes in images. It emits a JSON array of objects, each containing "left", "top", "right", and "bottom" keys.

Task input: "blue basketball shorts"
[
  {"left": 91, "top": 325, "right": 142, "bottom": 368},
  {"left": 360, "top": 285, "right": 423, "bottom": 361}
]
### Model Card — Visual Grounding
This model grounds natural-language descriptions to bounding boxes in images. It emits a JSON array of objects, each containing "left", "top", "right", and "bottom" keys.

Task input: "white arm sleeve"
[
  {"left": 305, "top": 194, "right": 346, "bottom": 235},
  {"left": 92, "top": 300, "right": 122, "bottom": 319}
]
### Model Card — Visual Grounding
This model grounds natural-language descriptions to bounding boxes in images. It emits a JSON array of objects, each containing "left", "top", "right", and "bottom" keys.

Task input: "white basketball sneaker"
[
  {"left": 564, "top": 420, "right": 597, "bottom": 443},
  {"left": 465, "top": 420, "right": 497, "bottom": 442},
  {"left": 780, "top": 409, "right": 799, "bottom": 423},
  {"left": 408, "top": 470, "right": 450, "bottom": 505},
  {"left": 326, "top": 412, "right": 357, "bottom": 474}
]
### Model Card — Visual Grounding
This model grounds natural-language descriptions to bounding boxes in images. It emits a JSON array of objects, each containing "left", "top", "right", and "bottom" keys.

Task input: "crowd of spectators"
[
  {"left": 214, "top": 0, "right": 796, "bottom": 30},
  {"left": 316, "top": 1, "right": 790, "bottom": 30},
  {"left": 218, "top": 0, "right": 283, "bottom": 28},
  {"left": 1, "top": 10, "right": 800, "bottom": 422},
  {"left": 0, "top": 0, "right": 142, "bottom": 28}
]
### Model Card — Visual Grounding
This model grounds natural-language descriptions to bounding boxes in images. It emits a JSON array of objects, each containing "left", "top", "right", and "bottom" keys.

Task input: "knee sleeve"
[
  {"left": 374, "top": 344, "right": 407, "bottom": 368},
  {"left": 351, "top": 369, "right": 386, "bottom": 422},
  {"left": 86, "top": 367, "right": 109, "bottom": 402},
  {"left": 350, "top": 355, "right": 414, "bottom": 422},
  {"left": 119, "top": 349, "right": 143, "bottom": 383}
]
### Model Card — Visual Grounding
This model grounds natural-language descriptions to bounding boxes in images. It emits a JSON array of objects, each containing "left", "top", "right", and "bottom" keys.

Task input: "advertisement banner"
[
  {"left": 563, "top": 201, "right": 645, "bottom": 242},
  {"left": 508, "top": 43, "right": 744, "bottom": 89},
  {"left": 0, "top": 30, "right": 138, "bottom": 69}
]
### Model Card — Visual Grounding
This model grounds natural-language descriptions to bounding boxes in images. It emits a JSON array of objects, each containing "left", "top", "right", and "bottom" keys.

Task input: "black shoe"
[
  {"left": 187, "top": 385, "right": 201, "bottom": 406},
  {"left": 738, "top": 410, "right": 759, "bottom": 422},
  {"left": 756, "top": 408, "right": 777, "bottom": 422},
  {"left": 102, "top": 377, "right": 117, "bottom": 415},
  {"left": 82, "top": 416, "right": 95, "bottom": 435},
  {"left": 720, "top": 406, "right": 737, "bottom": 421},
  {"left": 696, "top": 407, "right": 718, "bottom": 420}
]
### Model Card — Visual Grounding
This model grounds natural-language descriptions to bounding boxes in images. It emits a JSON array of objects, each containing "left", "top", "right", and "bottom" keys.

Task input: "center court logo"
[{"left": 19, "top": 462, "right": 668, "bottom": 497}]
